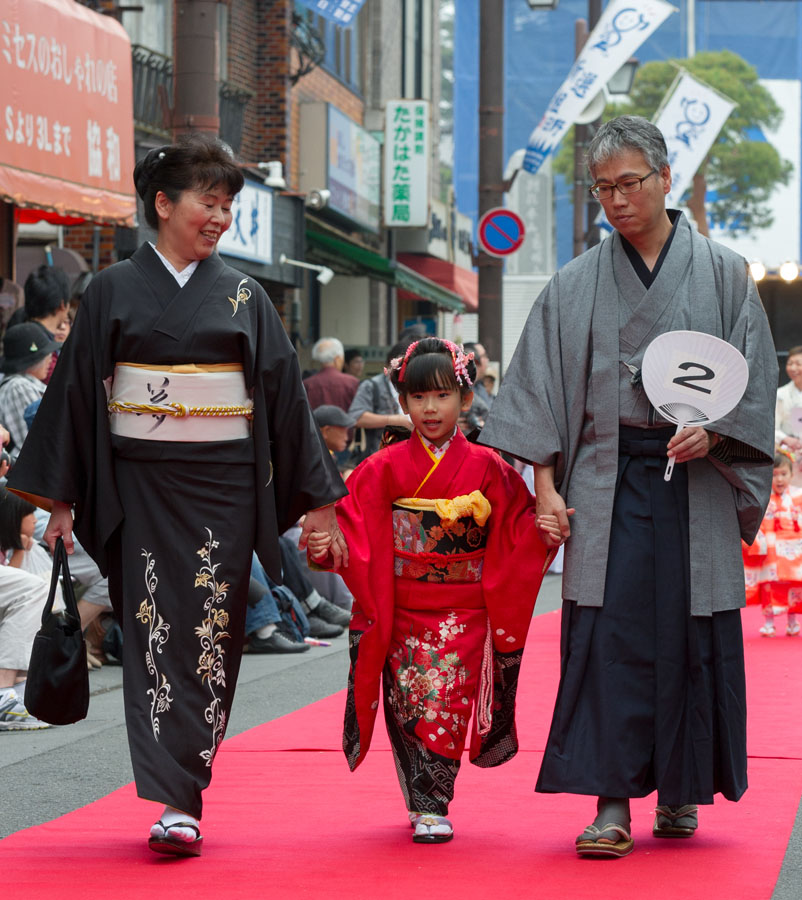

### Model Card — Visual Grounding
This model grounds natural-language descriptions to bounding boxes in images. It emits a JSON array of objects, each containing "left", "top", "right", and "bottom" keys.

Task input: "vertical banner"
[
  {"left": 384, "top": 99, "right": 430, "bottom": 228},
  {"left": 653, "top": 71, "right": 736, "bottom": 207},
  {"left": 523, "top": 0, "right": 677, "bottom": 175}
]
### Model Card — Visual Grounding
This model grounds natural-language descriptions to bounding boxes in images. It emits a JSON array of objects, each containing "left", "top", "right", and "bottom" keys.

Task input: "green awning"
[{"left": 306, "top": 227, "right": 464, "bottom": 313}]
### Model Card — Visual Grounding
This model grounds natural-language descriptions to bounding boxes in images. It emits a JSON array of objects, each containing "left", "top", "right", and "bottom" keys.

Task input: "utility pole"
[
  {"left": 172, "top": 0, "right": 220, "bottom": 138},
  {"left": 477, "top": 0, "right": 504, "bottom": 363}
]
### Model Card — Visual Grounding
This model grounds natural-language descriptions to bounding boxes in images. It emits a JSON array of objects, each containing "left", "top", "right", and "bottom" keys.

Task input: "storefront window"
[{"left": 122, "top": 0, "right": 173, "bottom": 57}]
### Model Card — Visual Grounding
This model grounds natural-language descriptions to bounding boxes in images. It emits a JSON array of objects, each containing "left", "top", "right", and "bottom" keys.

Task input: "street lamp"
[{"left": 606, "top": 58, "right": 639, "bottom": 96}]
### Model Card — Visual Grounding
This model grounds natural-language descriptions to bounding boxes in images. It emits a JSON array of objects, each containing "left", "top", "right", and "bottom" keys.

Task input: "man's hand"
[
  {"left": 43, "top": 501, "right": 74, "bottom": 554},
  {"left": 667, "top": 426, "right": 716, "bottom": 464},
  {"left": 298, "top": 504, "right": 348, "bottom": 570}
]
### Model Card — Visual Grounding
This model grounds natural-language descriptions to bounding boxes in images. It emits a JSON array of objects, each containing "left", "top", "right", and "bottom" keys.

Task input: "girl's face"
[
  {"left": 399, "top": 385, "right": 473, "bottom": 447},
  {"left": 786, "top": 354, "right": 802, "bottom": 387},
  {"left": 773, "top": 463, "right": 793, "bottom": 495},
  {"left": 20, "top": 512, "right": 36, "bottom": 540}
]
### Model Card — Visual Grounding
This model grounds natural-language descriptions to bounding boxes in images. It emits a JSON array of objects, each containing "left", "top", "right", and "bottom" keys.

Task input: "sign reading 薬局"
[
  {"left": 295, "top": 0, "right": 366, "bottom": 26},
  {"left": 653, "top": 71, "right": 736, "bottom": 208},
  {"left": 523, "top": 0, "right": 677, "bottom": 176},
  {"left": 384, "top": 99, "right": 430, "bottom": 228}
]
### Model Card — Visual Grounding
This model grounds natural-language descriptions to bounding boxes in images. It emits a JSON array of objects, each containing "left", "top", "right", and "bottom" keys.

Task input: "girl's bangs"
[{"left": 401, "top": 353, "right": 458, "bottom": 393}]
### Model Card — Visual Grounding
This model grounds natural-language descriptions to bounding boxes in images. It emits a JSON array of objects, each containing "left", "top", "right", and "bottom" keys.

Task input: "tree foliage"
[{"left": 554, "top": 50, "right": 792, "bottom": 235}]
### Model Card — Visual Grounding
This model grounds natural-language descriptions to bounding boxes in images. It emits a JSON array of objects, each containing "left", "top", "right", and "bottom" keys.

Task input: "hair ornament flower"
[
  {"left": 778, "top": 445, "right": 796, "bottom": 465},
  {"left": 383, "top": 338, "right": 474, "bottom": 387}
]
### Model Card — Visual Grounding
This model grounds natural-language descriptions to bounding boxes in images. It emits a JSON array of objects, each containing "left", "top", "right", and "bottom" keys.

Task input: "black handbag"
[{"left": 25, "top": 537, "right": 89, "bottom": 725}]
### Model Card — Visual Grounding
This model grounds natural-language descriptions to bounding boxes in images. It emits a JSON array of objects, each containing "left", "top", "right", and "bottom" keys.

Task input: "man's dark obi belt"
[{"left": 391, "top": 491, "right": 491, "bottom": 584}]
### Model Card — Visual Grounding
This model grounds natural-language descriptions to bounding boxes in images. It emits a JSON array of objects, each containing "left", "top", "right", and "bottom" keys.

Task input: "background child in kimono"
[
  {"left": 309, "top": 338, "right": 557, "bottom": 844},
  {"left": 743, "top": 450, "right": 802, "bottom": 636}
]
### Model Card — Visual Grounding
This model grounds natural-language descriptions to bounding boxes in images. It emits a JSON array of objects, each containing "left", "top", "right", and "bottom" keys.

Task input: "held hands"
[
  {"left": 666, "top": 426, "right": 717, "bottom": 464},
  {"left": 535, "top": 490, "right": 575, "bottom": 549},
  {"left": 306, "top": 530, "right": 332, "bottom": 560},
  {"left": 298, "top": 503, "right": 349, "bottom": 570}
]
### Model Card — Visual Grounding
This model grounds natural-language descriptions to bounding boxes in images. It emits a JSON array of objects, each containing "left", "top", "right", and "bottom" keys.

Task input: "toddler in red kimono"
[
  {"left": 308, "top": 338, "right": 556, "bottom": 844},
  {"left": 743, "top": 449, "right": 802, "bottom": 636}
]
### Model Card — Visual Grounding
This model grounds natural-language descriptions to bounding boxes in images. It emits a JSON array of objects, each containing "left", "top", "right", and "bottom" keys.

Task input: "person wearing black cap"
[
  {"left": 313, "top": 404, "right": 356, "bottom": 455},
  {"left": 0, "top": 323, "right": 59, "bottom": 459}
]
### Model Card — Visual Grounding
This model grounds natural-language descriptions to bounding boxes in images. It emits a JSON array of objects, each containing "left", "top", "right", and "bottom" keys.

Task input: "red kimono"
[{"left": 335, "top": 429, "right": 550, "bottom": 812}]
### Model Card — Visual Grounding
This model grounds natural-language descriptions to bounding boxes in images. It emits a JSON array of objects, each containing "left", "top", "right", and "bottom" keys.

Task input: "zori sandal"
[
  {"left": 411, "top": 814, "right": 454, "bottom": 844},
  {"left": 575, "top": 822, "right": 634, "bottom": 858},
  {"left": 148, "top": 820, "right": 204, "bottom": 857},
  {"left": 653, "top": 804, "right": 698, "bottom": 838}
]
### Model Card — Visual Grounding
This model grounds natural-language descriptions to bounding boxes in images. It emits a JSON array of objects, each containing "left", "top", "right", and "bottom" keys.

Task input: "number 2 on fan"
[{"left": 672, "top": 362, "right": 715, "bottom": 394}]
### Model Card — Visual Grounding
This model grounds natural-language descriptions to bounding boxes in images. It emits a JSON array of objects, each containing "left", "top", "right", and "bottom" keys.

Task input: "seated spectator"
[
  {"left": 0, "top": 324, "right": 59, "bottom": 459},
  {"left": 22, "top": 265, "right": 71, "bottom": 341},
  {"left": 245, "top": 561, "right": 309, "bottom": 654},
  {"left": 313, "top": 405, "right": 355, "bottom": 457},
  {"left": 347, "top": 338, "right": 414, "bottom": 461},
  {"left": 343, "top": 348, "right": 365, "bottom": 380},
  {"left": 278, "top": 534, "right": 350, "bottom": 632},
  {"left": 0, "top": 563, "right": 51, "bottom": 731},
  {"left": 303, "top": 337, "right": 359, "bottom": 412}
]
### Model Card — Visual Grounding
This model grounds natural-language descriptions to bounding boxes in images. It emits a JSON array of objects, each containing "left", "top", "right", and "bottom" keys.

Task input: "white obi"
[{"left": 108, "top": 363, "right": 253, "bottom": 442}]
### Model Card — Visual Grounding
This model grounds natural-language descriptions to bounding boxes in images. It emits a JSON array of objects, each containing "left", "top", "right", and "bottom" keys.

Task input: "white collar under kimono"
[
  {"left": 148, "top": 242, "right": 199, "bottom": 287},
  {"left": 418, "top": 427, "right": 458, "bottom": 460}
]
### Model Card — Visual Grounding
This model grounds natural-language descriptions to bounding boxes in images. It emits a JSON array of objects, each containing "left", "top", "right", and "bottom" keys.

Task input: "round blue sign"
[{"left": 477, "top": 207, "right": 526, "bottom": 258}]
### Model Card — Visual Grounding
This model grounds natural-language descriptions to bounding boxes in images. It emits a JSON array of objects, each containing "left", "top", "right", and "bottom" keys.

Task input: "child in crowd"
[
  {"left": 743, "top": 449, "right": 802, "bottom": 636},
  {"left": 308, "top": 338, "right": 557, "bottom": 844}
]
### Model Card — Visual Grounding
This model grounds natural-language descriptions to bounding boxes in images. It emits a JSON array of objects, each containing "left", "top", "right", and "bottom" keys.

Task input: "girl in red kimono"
[
  {"left": 309, "top": 338, "right": 555, "bottom": 844},
  {"left": 743, "top": 449, "right": 802, "bottom": 636}
]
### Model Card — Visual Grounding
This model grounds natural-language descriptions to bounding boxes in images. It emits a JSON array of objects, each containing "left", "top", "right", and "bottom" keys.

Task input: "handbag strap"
[{"left": 40, "top": 536, "right": 81, "bottom": 627}]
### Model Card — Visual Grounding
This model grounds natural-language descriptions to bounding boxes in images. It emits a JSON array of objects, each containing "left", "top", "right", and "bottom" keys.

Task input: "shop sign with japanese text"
[
  {"left": 0, "top": 0, "right": 135, "bottom": 224},
  {"left": 384, "top": 99, "right": 430, "bottom": 228}
]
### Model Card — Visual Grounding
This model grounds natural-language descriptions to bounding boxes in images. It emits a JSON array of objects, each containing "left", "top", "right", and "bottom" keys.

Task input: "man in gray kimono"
[{"left": 481, "top": 116, "right": 777, "bottom": 858}]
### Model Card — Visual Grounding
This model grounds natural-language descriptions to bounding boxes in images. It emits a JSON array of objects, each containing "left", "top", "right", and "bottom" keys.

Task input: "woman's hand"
[
  {"left": 667, "top": 426, "right": 716, "bottom": 464},
  {"left": 298, "top": 504, "right": 348, "bottom": 570},
  {"left": 43, "top": 501, "right": 74, "bottom": 554}
]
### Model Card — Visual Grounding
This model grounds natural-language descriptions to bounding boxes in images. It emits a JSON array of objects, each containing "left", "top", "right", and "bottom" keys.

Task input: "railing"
[
  {"left": 219, "top": 82, "right": 253, "bottom": 155},
  {"left": 131, "top": 44, "right": 252, "bottom": 152},
  {"left": 131, "top": 44, "right": 173, "bottom": 138}
]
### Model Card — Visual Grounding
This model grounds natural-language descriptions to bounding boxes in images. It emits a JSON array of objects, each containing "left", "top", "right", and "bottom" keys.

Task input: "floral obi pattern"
[{"left": 392, "top": 491, "right": 491, "bottom": 583}]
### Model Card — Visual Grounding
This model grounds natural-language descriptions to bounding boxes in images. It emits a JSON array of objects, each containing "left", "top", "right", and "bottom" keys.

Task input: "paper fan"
[{"left": 641, "top": 330, "right": 749, "bottom": 481}]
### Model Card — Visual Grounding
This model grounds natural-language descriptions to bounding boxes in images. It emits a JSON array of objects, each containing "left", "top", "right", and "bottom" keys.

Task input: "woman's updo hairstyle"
[
  {"left": 388, "top": 337, "right": 476, "bottom": 397},
  {"left": 133, "top": 133, "right": 245, "bottom": 229}
]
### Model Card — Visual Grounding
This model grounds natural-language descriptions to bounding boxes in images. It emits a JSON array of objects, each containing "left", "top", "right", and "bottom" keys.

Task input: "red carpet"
[{"left": 3, "top": 605, "right": 801, "bottom": 900}]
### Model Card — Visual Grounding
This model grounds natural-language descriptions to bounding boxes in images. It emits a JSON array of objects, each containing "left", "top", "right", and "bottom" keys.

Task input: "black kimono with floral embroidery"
[{"left": 10, "top": 244, "right": 344, "bottom": 817}]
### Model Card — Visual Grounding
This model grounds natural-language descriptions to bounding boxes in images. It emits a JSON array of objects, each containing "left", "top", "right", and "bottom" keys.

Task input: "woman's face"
[
  {"left": 20, "top": 512, "right": 36, "bottom": 540},
  {"left": 786, "top": 354, "right": 802, "bottom": 387},
  {"left": 155, "top": 184, "right": 234, "bottom": 268}
]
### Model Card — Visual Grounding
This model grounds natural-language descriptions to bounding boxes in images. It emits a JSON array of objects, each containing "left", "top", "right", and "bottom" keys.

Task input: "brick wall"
[{"left": 63, "top": 224, "right": 117, "bottom": 272}]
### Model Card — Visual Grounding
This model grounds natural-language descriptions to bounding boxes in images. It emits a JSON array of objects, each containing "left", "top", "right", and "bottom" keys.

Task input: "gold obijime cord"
[{"left": 108, "top": 400, "right": 254, "bottom": 420}]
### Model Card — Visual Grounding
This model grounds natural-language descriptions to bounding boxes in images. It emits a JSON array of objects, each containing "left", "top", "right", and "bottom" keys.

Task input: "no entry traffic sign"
[{"left": 477, "top": 207, "right": 526, "bottom": 258}]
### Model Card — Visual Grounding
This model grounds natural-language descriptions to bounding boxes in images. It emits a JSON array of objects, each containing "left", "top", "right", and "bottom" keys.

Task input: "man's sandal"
[
  {"left": 148, "top": 820, "right": 204, "bottom": 857},
  {"left": 575, "top": 822, "right": 634, "bottom": 858},
  {"left": 653, "top": 804, "right": 698, "bottom": 838},
  {"left": 411, "top": 814, "right": 454, "bottom": 844}
]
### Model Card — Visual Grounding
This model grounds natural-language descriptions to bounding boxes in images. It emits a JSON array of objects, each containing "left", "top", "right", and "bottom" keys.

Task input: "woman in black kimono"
[{"left": 9, "top": 134, "right": 347, "bottom": 857}]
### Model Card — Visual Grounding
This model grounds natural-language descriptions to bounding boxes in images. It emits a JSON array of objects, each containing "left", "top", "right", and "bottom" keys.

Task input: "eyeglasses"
[{"left": 589, "top": 168, "right": 658, "bottom": 200}]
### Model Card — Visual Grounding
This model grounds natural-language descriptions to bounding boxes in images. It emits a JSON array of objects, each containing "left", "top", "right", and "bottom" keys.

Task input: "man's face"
[
  {"left": 473, "top": 343, "right": 489, "bottom": 379},
  {"left": 590, "top": 150, "right": 670, "bottom": 245}
]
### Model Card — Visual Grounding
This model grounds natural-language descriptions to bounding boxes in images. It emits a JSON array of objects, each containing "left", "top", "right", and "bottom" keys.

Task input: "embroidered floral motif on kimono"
[
  {"left": 136, "top": 549, "right": 172, "bottom": 739},
  {"left": 194, "top": 528, "right": 231, "bottom": 766},
  {"left": 386, "top": 610, "right": 482, "bottom": 757}
]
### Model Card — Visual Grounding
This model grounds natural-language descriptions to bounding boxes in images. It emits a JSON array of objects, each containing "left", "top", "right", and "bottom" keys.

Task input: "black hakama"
[{"left": 536, "top": 427, "right": 747, "bottom": 805}]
